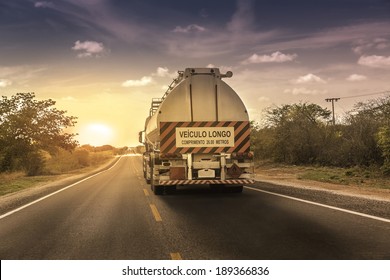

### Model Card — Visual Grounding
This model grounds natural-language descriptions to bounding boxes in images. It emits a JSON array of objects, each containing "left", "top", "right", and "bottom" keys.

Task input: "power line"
[
  {"left": 338, "top": 90, "right": 390, "bottom": 100},
  {"left": 324, "top": 90, "right": 389, "bottom": 125}
]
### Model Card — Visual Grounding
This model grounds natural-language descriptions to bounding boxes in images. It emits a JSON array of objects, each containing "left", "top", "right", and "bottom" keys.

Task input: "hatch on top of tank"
[
  {"left": 184, "top": 68, "right": 220, "bottom": 76},
  {"left": 183, "top": 68, "right": 233, "bottom": 79}
]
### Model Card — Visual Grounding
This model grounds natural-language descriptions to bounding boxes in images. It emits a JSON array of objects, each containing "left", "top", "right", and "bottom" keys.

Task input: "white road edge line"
[
  {"left": 0, "top": 157, "right": 123, "bottom": 220},
  {"left": 244, "top": 186, "right": 390, "bottom": 223}
]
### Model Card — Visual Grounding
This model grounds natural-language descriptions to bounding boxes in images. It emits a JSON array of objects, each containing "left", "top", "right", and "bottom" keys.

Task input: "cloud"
[
  {"left": 375, "top": 38, "right": 390, "bottom": 50},
  {"left": 122, "top": 76, "right": 153, "bottom": 87},
  {"left": 156, "top": 67, "right": 170, "bottom": 77},
  {"left": 346, "top": 74, "right": 367, "bottom": 81},
  {"left": 257, "top": 96, "right": 270, "bottom": 102},
  {"left": 61, "top": 96, "right": 77, "bottom": 101},
  {"left": 71, "top": 40, "right": 107, "bottom": 58},
  {"left": 172, "top": 24, "right": 206, "bottom": 33},
  {"left": 34, "top": 1, "right": 54, "bottom": 8},
  {"left": 242, "top": 51, "right": 297, "bottom": 64},
  {"left": 358, "top": 55, "right": 390, "bottom": 68},
  {"left": 32, "top": 1, "right": 146, "bottom": 47},
  {"left": 284, "top": 88, "right": 328, "bottom": 96},
  {"left": 153, "top": 67, "right": 176, "bottom": 78},
  {"left": 262, "top": 22, "right": 390, "bottom": 55},
  {"left": 0, "top": 79, "right": 12, "bottom": 88},
  {"left": 352, "top": 38, "right": 389, "bottom": 54},
  {"left": 122, "top": 66, "right": 177, "bottom": 90},
  {"left": 162, "top": 0, "right": 277, "bottom": 59},
  {"left": 169, "top": 20, "right": 390, "bottom": 59},
  {"left": 206, "top": 64, "right": 233, "bottom": 73},
  {"left": 227, "top": 0, "right": 255, "bottom": 32},
  {"left": 294, "top": 73, "right": 326, "bottom": 84},
  {"left": 199, "top": 8, "right": 209, "bottom": 18},
  {"left": 162, "top": 0, "right": 278, "bottom": 58},
  {"left": 0, "top": 65, "right": 46, "bottom": 86}
]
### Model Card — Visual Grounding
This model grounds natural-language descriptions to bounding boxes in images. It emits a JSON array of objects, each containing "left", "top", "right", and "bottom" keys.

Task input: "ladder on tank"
[
  {"left": 149, "top": 70, "right": 185, "bottom": 116},
  {"left": 149, "top": 98, "right": 162, "bottom": 116}
]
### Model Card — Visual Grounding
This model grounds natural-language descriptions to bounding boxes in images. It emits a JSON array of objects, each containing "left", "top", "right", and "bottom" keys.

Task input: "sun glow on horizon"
[{"left": 78, "top": 123, "right": 115, "bottom": 146}]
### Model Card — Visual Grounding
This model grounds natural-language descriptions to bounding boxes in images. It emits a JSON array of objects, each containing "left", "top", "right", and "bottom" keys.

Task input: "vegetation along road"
[{"left": 0, "top": 154, "right": 389, "bottom": 260}]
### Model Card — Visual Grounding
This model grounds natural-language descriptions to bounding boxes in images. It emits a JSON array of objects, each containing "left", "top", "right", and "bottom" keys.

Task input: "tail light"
[
  {"left": 160, "top": 153, "right": 182, "bottom": 159},
  {"left": 231, "top": 152, "right": 254, "bottom": 160}
]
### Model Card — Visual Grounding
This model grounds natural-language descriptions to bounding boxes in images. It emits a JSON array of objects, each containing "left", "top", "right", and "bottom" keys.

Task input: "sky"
[{"left": 1, "top": 0, "right": 390, "bottom": 147}]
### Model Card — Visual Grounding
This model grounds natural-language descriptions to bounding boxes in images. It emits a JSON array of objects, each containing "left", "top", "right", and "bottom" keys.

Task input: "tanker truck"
[{"left": 139, "top": 68, "right": 255, "bottom": 195}]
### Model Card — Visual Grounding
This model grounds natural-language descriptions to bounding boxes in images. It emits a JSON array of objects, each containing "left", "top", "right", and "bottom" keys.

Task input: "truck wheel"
[
  {"left": 152, "top": 185, "right": 164, "bottom": 195},
  {"left": 230, "top": 185, "right": 243, "bottom": 193},
  {"left": 150, "top": 165, "right": 163, "bottom": 194},
  {"left": 165, "top": 185, "right": 177, "bottom": 194},
  {"left": 147, "top": 163, "right": 153, "bottom": 184},
  {"left": 143, "top": 169, "right": 151, "bottom": 184},
  {"left": 210, "top": 184, "right": 224, "bottom": 193}
]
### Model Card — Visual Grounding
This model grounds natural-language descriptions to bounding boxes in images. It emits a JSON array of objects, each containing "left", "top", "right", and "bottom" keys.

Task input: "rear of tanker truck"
[{"left": 141, "top": 68, "right": 255, "bottom": 195}]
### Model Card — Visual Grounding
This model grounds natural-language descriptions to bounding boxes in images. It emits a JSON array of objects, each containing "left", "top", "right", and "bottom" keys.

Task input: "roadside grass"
[
  {"left": 0, "top": 172, "right": 55, "bottom": 196},
  {"left": 255, "top": 161, "right": 390, "bottom": 190},
  {"left": 0, "top": 150, "right": 115, "bottom": 196},
  {"left": 298, "top": 167, "right": 389, "bottom": 189},
  {"left": 44, "top": 149, "right": 113, "bottom": 174}
]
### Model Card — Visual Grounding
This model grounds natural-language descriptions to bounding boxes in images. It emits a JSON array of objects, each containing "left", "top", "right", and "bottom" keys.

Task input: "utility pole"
[{"left": 325, "top": 98, "right": 340, "bottom": 125}]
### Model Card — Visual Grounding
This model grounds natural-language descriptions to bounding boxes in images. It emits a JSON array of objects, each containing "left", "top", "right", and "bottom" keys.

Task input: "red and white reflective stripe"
[{"left": 158, "top": 179, "right": 255, "bottom": 185}]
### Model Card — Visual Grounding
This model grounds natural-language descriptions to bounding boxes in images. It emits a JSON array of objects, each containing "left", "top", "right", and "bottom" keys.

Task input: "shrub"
[
  {"left": 74, "top": 149, "right": 90, "bottom": 167},
  {"left": 377, "top": 125, "right": 390, "bottom": 175}
]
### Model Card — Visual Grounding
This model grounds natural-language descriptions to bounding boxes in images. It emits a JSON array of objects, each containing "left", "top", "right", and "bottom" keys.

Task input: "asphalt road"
[{"left": 0, "top": 155, "right": 389, "bottom": 260}]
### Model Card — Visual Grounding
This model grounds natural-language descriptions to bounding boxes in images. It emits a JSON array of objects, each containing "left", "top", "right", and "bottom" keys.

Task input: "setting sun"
[{"left": 78, "top": 123, "right": 114, "bottom": 146}]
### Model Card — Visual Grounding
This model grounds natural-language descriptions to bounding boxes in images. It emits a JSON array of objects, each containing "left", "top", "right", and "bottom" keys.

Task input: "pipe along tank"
[{"left": 139, "top": 68, "right": 255, "bottom": 195}]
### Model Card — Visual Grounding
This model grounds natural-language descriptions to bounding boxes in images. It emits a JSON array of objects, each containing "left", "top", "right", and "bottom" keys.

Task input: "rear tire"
[
  {"left": 165, "top": 185, "right": 177, "bottom": 194},
  {"left": 210, "top": 184, "right": 224, "bottom": 193},
  {"left": 152, "top": 184, "right": 164, "bottom": 195},
  {"left": 149, "top": 164, "right": 162, "bottom": 195},
  {"left": 225, "top": 185, "right": 243, "bottom": 193},
  {"left": 231, "top": 185, "right": 243, "bottom": 193}
]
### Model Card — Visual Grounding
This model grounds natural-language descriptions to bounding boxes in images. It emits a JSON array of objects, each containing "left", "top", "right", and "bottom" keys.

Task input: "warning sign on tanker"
[{"left": 176, "top": 127, "right": 235, "bottom": 148}]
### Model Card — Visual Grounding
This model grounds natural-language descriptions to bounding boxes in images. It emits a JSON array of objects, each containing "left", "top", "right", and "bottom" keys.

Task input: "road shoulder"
[
  {"left": 254, "top": 174, "right": 390, "bottom": 219},
  {"left": 0, "top": 156, "right": 121, "bottom": 216}
]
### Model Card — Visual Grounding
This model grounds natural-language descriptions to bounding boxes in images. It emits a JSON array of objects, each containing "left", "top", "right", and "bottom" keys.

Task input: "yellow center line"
[
  {"left": 170, "top": 252, "right": 182, "bottom": 260},
  {"left": 150, "top": 204, "right": 162, "bottom": 222},
  {"left": 143, "top": 188, "right": 150, "bottom": 196}
]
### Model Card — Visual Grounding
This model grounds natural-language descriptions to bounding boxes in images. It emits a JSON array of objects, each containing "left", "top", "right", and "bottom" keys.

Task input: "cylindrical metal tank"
[{"left": 144, "top": 68, "right": 249, "bottom": 147}]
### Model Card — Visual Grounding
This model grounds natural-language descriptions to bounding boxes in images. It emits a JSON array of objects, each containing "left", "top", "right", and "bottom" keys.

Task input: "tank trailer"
[{"left": 139, "top": 68, "right": 255, "bottom": 194}]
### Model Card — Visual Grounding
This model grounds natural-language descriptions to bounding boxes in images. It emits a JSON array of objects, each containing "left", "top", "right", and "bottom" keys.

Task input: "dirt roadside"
[{"left": 254, "top": 166, "right": 390, "bottom": 202}]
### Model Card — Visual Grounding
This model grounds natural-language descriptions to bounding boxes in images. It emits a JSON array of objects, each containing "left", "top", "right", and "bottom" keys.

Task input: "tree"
[
  {"left": 250, "top": 96, "right": 390, "bottom": 168},
  {"left": 377, "top": 125, "right": 390, "bottom": 175},
  {"left": 263, "top": 102, "right": 331, "bottom": 164},
  {"left": 338, "top": 95, "right": 390, "bottom": 167},
  {"left": 0, "top": 93, "right": 78, "bottom": 175},
  {"left": 250, "top": 121, "right": 276, "bottom": 161}
]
